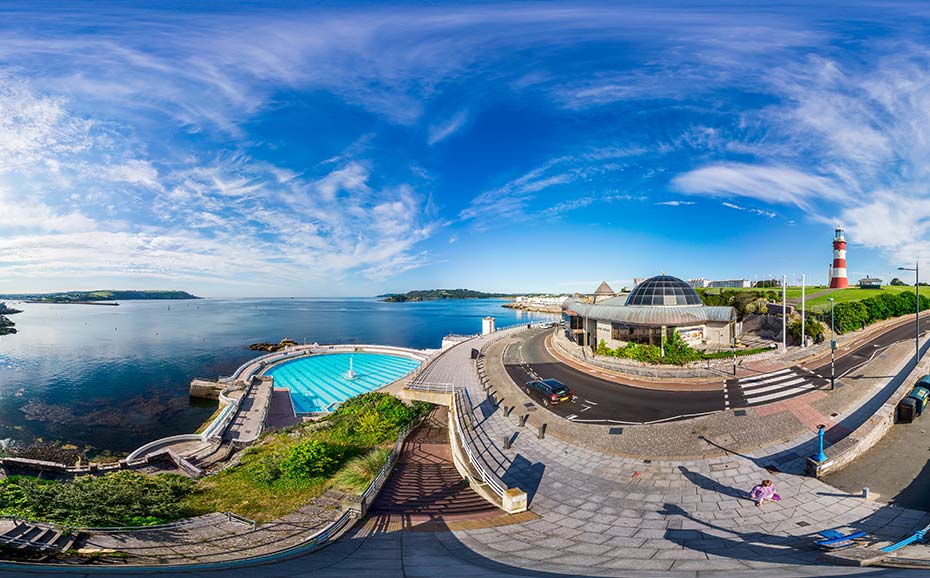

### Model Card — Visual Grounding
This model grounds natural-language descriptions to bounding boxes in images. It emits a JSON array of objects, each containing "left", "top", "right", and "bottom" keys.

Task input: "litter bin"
[
  {"left": 470, "top": 348, "right": 480, "bottom": 360},
  {"left": 911, "top": 386, "right": 930, "bottom": 416},
  {"left": 899, "top": 397, "right": 918, "bottom": 423}
]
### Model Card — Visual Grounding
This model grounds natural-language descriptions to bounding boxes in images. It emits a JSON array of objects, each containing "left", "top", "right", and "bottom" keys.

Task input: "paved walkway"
[{"left": 0, "top": 326, "right": 926, "bottom": 576}]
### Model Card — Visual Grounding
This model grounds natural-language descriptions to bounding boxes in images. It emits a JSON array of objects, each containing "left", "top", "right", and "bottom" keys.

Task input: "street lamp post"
[
  {"left": 828, "top": 297, "right": 835, "bottom": 391},
  {"left": 801, "top": 274, "right": 806, "bottom": 348},
  {"left": 898, "top": 263, "right": 920, "bottom": 368},
  {"left": 782, "top": 275, "right": 787, "bottom": 352}
]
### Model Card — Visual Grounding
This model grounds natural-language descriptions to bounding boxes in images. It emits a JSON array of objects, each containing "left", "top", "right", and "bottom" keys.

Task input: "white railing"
[
  {"left": 451, "top": 389, "right": 507, "bottom": 497},
  {"left": 406, "top": 381, "right": 460, "bottom": 393},
  {"left": 201, "top": 396, "right": 239, "bottom": 441}
]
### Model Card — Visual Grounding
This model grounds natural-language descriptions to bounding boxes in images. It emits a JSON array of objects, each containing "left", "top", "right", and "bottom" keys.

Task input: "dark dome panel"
[{"left": 626, "top": 275, "right": 702, "bottom": 307}]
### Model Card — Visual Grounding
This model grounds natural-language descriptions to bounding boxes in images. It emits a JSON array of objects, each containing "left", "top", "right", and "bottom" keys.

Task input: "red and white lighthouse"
[{"left": 829, "top": 227, "right": 848, "bottom": 289}]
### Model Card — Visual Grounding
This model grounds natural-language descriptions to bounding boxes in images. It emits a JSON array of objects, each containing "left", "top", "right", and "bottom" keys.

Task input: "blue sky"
[{"left": 1, "top": 1, "right": 928, "bottom": 296}]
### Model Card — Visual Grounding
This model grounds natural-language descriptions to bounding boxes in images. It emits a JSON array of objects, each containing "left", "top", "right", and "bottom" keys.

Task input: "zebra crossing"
[{"left": 724, "top": 366, "right": 829, "bottom": 408}]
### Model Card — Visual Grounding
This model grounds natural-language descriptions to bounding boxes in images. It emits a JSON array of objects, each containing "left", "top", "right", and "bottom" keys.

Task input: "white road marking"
[
  {"left": 584, "top": 399, "right": 599, "bottom": 405},
  {"left": 748, "top": 384, "right": 819, "bottom": 404},
  {"left": 566, "top": 414, "right": 578, "bottom": 420},
  {"left": 740, "top": 377, "right": 807, "bottom": 394},
  {"left": 739, "top": 368, "right": 793, "bottom": 383}
]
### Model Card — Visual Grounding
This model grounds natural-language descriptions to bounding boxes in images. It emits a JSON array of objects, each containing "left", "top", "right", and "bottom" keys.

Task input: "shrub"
[
  {"left": 281, "top": 440, "right": 343, "bottom": 479},
  {"left": 332, "top": 447, "right": 392, "bottom": 493},
  {"left": 0, "top": 471, "right": 194, "bottom": 527}
]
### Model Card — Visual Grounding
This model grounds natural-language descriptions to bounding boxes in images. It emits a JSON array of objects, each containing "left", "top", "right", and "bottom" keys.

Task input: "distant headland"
[
  {"left": 0, "top": 290, "right": 200, "bottom": 304},
  {"left": 379, "top": 289, "right": 518, "bottom": 302}
]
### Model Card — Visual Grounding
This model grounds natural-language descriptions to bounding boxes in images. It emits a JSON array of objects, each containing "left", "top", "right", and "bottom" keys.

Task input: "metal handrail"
[
  {"left": 0, "top": 511, "right": 256, "bottom": 534},
  {"left": 451, "top": 389, "right": 506, "bottom": 497},
  {"left": 361, "top": 417, "right": 423, "bottom": 501}
]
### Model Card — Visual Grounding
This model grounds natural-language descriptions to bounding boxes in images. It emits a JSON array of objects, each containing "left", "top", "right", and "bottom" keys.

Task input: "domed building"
[{"left": 563, "top": 275, "right": 739, "bottom": 350}]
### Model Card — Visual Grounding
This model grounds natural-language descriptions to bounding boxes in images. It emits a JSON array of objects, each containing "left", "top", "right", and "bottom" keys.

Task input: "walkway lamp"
[
  {"left": 814, "top": 424, "right": 828, "bottom": 462},
  {"left": 898, "top": 264, "right": 920, "bottom": 368},
  {"left": 828, "top": 297, "right": 835, "bottom": 391},
  {"left": 801, "top": 274, "right": 806, "bottom": 348}
]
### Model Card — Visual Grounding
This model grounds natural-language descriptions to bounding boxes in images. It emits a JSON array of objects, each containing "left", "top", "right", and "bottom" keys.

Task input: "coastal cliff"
[{"left": 380, "top": 288, "right": 516, "bottom": 302}]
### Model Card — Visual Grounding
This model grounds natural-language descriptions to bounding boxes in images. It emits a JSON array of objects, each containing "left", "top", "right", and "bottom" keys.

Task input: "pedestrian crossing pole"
[{"left": 782, "top": 275, "right": 787, "bottom": 352}]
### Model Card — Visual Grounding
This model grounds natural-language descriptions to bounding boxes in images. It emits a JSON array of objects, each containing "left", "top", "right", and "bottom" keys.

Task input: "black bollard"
[
  {"left": 519, "top": 414, "right": 529, "bottom": 427},
  {"left": 504, "top": 405, "right": 513, "bottom": 417},
  {"left": 503, "top": 435, "right": 511, "bottom": 450},
  {"left": 538, "top": 423, "right": 547, "bottom": 439}
]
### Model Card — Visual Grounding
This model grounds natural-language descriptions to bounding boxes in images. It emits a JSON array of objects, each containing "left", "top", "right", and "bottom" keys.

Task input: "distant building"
[
  {"left": 592, "top": 281, "right": 616, "bottom": 303},
  {"left": 859, "top": 277, "right": 882, "bottom": 289},
  {"left": 632, "top": 277, "right": 645, "bottom": 288},
  {"left": 563, "top": 275, "right": 739, "bottom": 350},
  {"left": 708, "top": 279, "right": 751, "bottom": 288},
  {"left": 688, "top": 278, "right": 710, "bottom": 288}
]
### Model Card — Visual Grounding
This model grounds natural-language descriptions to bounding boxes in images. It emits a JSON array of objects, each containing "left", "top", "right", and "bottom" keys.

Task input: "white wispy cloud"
[
  {"left": 655, "top": 200, "right": 695, "bottom": 207},
  {"left": 459, "top": 148, "right": 644, "bottom": 225},
  {"left": 720, "top": 201, "right": 777, "bottom": 219},
  {"left": 428, "top": 110, "right": 468, "bottom": 145},
  {"left": 670, "top": 44, "right": 930, "bottom": 263}
]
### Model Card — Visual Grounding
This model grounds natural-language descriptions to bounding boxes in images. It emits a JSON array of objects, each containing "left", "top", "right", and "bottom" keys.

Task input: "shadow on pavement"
[
  {"left": 502, "top": 454, "right": 544, "bottom": 504},
  {"left": 677, "top": 466, "right": 750, "bottom": 500}
]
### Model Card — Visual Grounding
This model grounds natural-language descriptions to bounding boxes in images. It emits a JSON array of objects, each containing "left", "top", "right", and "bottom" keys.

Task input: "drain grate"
[
  {"left": 797, "top": 521, "right": 810, "bottom": 527},
  {"left": 609, "top": 427, "right": 623, "bottom": 435}
]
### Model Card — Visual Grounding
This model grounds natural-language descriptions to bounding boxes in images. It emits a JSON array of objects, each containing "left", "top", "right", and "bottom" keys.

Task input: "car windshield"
[{"left": 542, "top": 380, "right": 569, "bottom": 395}]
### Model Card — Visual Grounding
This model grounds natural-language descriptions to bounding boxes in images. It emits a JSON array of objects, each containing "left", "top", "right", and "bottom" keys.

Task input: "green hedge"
[
  {"left": 829, "top": 291, "right": 930, "bottom": 333},
  {"left": 0, "top": 471, "right": 194, "bottom": 527},
  {"left": 596, "top": 331, "right": 772, "bottom": 366}
]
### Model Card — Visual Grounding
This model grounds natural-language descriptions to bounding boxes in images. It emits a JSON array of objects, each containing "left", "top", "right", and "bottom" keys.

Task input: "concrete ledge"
[
  {"left": 810, "top": 335, "right": 930, "bottom": 478},
  {"left": 821, "top": 545, "right": 888, "bottom": 566}
]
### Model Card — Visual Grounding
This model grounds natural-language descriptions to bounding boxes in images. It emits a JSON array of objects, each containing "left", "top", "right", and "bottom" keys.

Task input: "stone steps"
[{"left": 0, "top": 523, "right": 83, "bottom": 553}]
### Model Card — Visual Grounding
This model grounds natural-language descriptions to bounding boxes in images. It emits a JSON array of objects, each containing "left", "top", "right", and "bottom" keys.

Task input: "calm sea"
[{"left": 0, "top": 298, "right": 555, "bottom": 453}]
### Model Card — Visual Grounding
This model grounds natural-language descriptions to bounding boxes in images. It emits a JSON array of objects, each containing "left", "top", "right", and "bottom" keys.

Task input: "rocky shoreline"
[
  {"left": 0, "top": 302, "right": 21, "bottom": 335},
  {"left": 502, "top": 302, "right": 563, "bottom": 314}
]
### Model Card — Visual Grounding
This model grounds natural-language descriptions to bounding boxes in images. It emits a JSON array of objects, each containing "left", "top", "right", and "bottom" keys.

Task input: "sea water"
[{"left": 0, "top": 298, "right": 555, "bottom": 452}]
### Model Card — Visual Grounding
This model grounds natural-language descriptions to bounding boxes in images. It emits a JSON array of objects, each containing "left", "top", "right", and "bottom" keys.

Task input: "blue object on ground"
[
  {"left": 816, "top": 530, "right": 867, "bottom": 549},
  {"left": 879, "top": 528, "right": 929, "bottom": 553}
]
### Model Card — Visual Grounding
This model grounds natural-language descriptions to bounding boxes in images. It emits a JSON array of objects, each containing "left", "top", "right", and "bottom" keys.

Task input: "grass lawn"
[
  {"left": 700, "top": 286, "right": 828, "bottom": 300},
  {"left": 805, "top": 286, "right": 930, "bottom": 311},
  {"left": 182, "top": 393, "right": 428, "bottom": 523}
]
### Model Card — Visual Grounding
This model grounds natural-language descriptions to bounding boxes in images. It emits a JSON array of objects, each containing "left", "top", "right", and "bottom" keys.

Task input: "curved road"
[{"left": 504, "top": 317, "right": 930, "bottom": 423}]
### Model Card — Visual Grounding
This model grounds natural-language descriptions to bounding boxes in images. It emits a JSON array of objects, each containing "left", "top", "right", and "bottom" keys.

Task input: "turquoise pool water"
[{"left": 263, "top": 352, "right": 421, "bottom": 414}]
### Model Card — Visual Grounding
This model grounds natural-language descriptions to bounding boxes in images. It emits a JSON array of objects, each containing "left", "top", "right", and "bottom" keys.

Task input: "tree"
[{"left": 891, "top": 277, "right": 906, "bottom": 286}]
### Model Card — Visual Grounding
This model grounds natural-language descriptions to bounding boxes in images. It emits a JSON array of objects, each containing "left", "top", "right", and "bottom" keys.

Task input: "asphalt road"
[
  {"left": 503, "top": 329, "right": 723, "bottom": 423},
  {"left": 503, "top": 317, "right": 930, "bottom": 424}
]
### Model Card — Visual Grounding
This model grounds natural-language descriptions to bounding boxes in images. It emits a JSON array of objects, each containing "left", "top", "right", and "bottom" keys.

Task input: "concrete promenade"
[{"left": 1, "top": 327, "right": 927, "bottom": 576}]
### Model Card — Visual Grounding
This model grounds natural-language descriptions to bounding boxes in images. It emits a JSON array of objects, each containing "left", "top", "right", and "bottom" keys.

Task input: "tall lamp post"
[
  {"left": 828, "top": 297, "right": 835, "bottom": 391},
  {"left": 899, "top": 263, "right": 920, "bottom": 368},
  {"left": 801, "top": 274, "right": 806, "bottom": 347},
  {"left": 782, "top": 274, "right": 787, "bottom": 352}
]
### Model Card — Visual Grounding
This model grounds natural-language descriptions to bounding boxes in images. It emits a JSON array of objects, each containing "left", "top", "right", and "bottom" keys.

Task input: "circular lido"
[{"left": 262, "top": 352, "right": 421, "bottom": 414}]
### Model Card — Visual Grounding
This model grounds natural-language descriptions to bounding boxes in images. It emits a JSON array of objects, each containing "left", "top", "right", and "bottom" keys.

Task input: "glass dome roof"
[{"left": 625, "top": 275, "right": 702, "bottom": 306}]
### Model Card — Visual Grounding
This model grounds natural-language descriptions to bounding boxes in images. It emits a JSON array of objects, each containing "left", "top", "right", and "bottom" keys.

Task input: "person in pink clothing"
[{"left": 750, "top": 479, "right": 780, "bottom": 507}]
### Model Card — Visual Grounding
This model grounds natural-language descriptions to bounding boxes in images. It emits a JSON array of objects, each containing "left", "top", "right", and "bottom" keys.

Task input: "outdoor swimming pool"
[{"left": 263, "top": 352, "right": 422, "bottom": 414}]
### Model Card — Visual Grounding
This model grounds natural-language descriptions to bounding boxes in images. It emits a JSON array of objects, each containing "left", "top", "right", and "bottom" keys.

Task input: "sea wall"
[{"left": 190, "top": 378, "right": 225, "bottom": 400}]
